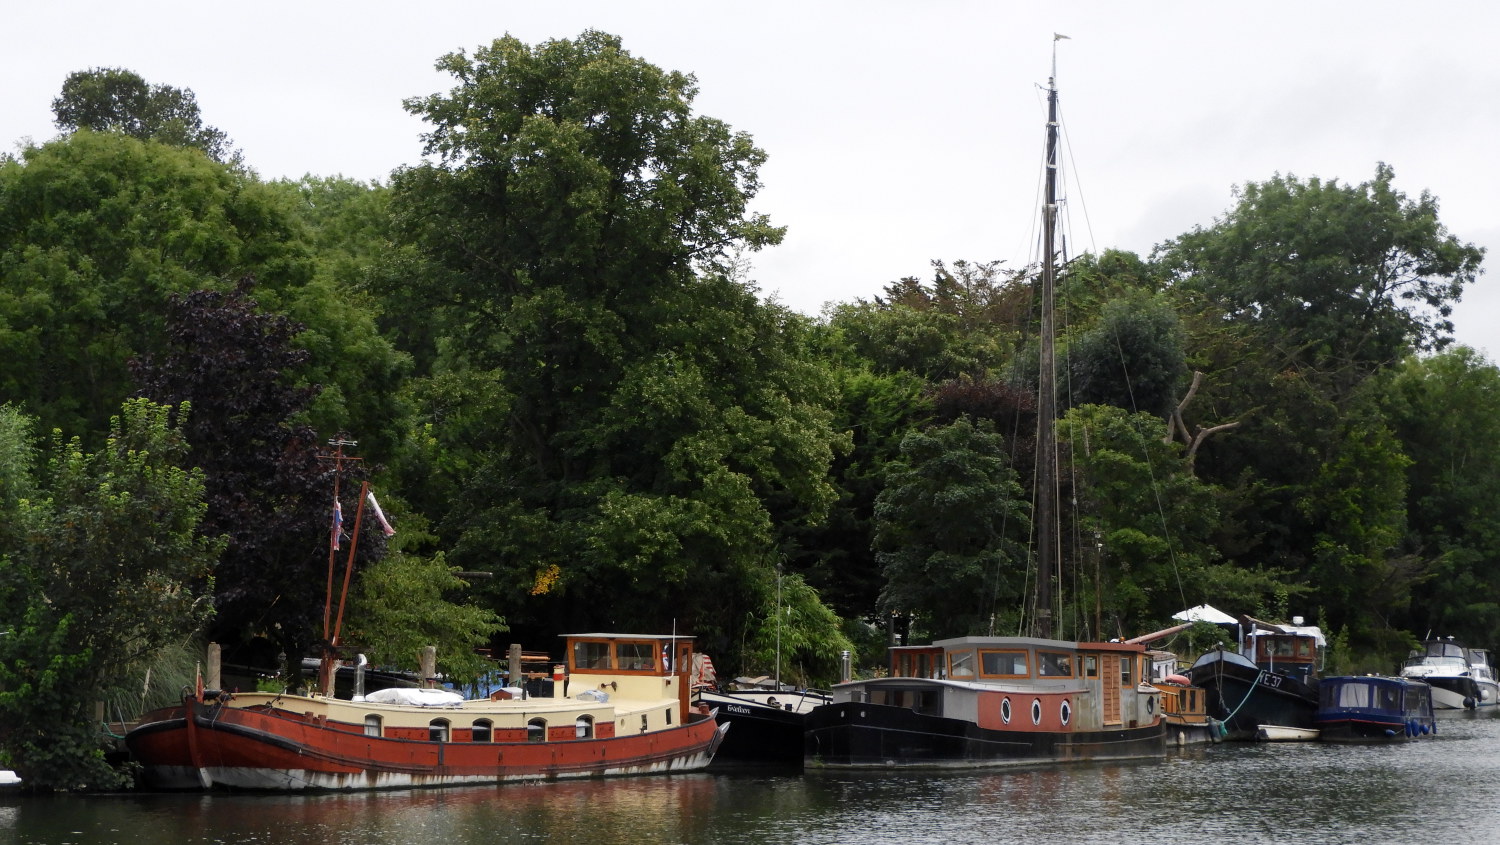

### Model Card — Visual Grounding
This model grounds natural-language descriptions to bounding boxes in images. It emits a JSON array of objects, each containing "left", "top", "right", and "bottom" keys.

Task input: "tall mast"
[{"left": 1034, "top": 54, "right": 1062, "bottom": 640}]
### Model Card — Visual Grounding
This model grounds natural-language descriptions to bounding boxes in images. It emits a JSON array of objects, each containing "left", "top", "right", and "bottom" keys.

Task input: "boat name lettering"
[
  {"left": 1258, "top": 674, "right": 1284, "bottom": 689},
  {"left": 726, "top": 704, "right": 754, "bottom": 715}
]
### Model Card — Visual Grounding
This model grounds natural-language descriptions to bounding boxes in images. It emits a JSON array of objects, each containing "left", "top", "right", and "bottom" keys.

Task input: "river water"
[{"left": 6, "top": 710, "right": 1500, "bottom": 844}]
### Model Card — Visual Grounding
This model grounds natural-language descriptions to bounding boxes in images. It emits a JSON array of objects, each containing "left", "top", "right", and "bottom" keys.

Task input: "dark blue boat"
[{"left": 1315, "top": 675, "right": 1436, "bottom": 742}]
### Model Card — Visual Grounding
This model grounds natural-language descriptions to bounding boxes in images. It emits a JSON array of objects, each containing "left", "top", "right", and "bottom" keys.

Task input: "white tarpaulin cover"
[
  {"left": 1171, "top": 604, "right": 1237, "bottom": 625},
  {"left": 363, "top": 687, "right": 465, "bottom": 706}
]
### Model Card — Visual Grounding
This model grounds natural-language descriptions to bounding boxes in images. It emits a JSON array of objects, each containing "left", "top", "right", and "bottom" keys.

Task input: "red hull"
[{"left": 128, "top": 698, "right": 726, "bottom": 791}]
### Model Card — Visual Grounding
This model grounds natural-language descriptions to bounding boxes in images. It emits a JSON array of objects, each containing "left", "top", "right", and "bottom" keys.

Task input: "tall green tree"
[
  {"left": 0, "top": 130, "right": 311, "bottom": 442},
  {"left": 386, "top": 32, "right": 844, "bottom": 668},
  {"left": 131, "top": 284, "right": 330, "bottom": 669},
  {"left": 1381, "top": 347, "right": 1500, "bottom": 642},
  {"left": 1152, "top": 166, "right": 1481, "bottom": 651},
  {"left": 0, "top": 400, "right": 221, "bottom": 790},
  {"left": 873, "top": 418, "right": 1030, "bottom": 639},
  {"left": 52, "top": 67, "right": 238, "bottom": 163}
]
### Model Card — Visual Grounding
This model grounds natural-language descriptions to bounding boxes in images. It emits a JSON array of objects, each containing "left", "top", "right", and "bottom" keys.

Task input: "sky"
[{"left": 4, "top": 1, "right": 1497, "bottom": 356}]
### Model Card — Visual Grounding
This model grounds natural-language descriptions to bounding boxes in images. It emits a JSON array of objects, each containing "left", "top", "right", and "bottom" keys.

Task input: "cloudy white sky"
[{"left": 4, "top": 2, "right": 1496, "bottom": 355}]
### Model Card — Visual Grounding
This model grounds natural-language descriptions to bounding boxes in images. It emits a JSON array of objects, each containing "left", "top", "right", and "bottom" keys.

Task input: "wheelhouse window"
[
  {"left": 949, "top": 651, "right": 977, "bottom": 678},
  {"left": 1038, "top": 652, "right": 1073, "bottom": 677},
  {"left": 364, "top": 715, "right": 382, "bottom": 737},
  {"left": 429, "top": 718, "right": 451, "bottom": 743},
  {"left": 980, "top": 650, "right": 1029, "bottom": 678},
  {"left": 527, "top": 718, "right": 547, "bottom": 743},
  {"left": 1121, "top": 656, "right": 1133, "bottom": 685},
  {"left": 617, "top": 641, "right": 657, "bottom": 671},
  {"left": 472, "top": 719, "right": 493, "bottom": 743},
  {"left": 1084, "top": 655, "right": 1099, "bottom": 678},
  {"left": 574, "top": 641, "right": 612, "bottom": 670}
]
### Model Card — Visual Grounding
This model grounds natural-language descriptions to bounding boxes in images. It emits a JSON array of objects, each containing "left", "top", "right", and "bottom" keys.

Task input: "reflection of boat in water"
[
  {"left": 126, "top": 633, "right": 726, "bottom": 790},
  {"left": 1399, "top": 638, "right": 1499, "bottom": 710},
  {"left": 804, "top": 636, "right": 1165, "bottom": 769},
  {"left": 1187, "top": 615, "right": 1325, "bottom": 741},
  {"left": 1315, "top": 675, "right": 1436, "bottom": 742}
]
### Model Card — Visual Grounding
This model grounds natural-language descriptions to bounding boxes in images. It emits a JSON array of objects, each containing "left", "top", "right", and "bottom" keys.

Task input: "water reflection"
[{"left": 6, "top": 710, "right": 1500, "bottom": 844}]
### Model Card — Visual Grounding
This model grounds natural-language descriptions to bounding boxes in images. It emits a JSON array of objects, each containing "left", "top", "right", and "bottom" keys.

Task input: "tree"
[
  {"left": 1057, "top": 403, "right": 1291, "bottom": 633},
  {"left": 1067, "top": 292, "right": 1187, "bottom": 417},
  {"left": 386, "top": 32, "right": 844, "bottom": 669},
  {"left": 131, "top": 283, "right": 330, "bottom": 670},
  {"left": 1380, "top": 347, "right": 1500, "bottom": 642},
  {"left": 738, "top": 570, "right": 855, "bottom": 688},
  {"left": 873, "top": 418, "right": 1030, "bottom": 639},
  {"left": 0, "top": 400, "right": 221, "bottom": 790},
  {"left": 785, "top": 366, "right": 933, "bottom": 622},
  {"left": 53, "top": 67, "right": 238, "bottom": 163},
  {"left": 343, "top": 547, "right": 507, "bottom": 686},
  {"left": 0, "top": 130, "right": 311, "bottom": 442},
  {"left": 1158, "top": 164, "right": 1483, "bottom": 396}
]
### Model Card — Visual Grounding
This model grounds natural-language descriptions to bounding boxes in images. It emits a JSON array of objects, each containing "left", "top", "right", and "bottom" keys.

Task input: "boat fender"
[
  {"left": 1384, "top": 729, "right": 1397, "bottom": 738},
  {"left": 1463, "top": 697, "right": 1476, "bottom": 709},
  {"left": 1404, "top": 720, "right": 1414, "bottom": 737},
  {"left": 1421, "top": 723, "right": 1430, "bottom": 735},
  {"left": 1165, "top": 674, "right": 1191, "bottom": 686}
]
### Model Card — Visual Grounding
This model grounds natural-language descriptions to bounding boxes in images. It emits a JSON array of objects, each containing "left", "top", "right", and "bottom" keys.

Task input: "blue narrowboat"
[{"left": 1315, "top": 675, "right": 1436, "bottom": 742}]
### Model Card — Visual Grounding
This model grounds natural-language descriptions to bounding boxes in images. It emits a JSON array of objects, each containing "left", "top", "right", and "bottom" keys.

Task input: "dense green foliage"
[
  {"left": 0, "top": 401, "right": 222, "bottom": 789},
  {"left": 382, "top": 31, "right": 845, "bottom": 668},
  {"left": 0, "top": 32, "right": 1495, "bottom": 788}
]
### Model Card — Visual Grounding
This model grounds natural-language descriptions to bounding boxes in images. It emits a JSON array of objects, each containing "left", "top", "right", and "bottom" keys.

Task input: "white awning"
[{"left": 1171, "top": 604, "right": 1238, "bottom": 625}]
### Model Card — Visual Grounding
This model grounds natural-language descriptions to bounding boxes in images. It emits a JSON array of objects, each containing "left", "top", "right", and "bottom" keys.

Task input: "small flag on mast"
[
  {"left": 331, "top": 497, "right": 343, "bottom": 550},
  {"left": 367, "top": 491, "right": 396, "bottom": 538}
]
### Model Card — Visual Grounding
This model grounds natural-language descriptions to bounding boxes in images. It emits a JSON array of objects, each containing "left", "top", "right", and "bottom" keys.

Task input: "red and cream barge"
[
  {"left": 126, "top": 633, "right": 727, "bottom": 791},
  {"left": 804, "top": 636, "right": 1165, "bottom": 768}
]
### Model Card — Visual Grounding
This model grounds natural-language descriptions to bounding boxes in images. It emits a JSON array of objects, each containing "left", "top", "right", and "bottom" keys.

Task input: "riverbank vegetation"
[{"left": 0, "top": 33, "right": 1492, "bottom": 788}]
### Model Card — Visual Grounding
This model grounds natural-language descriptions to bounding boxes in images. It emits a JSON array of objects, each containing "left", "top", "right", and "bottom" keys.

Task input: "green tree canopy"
[
  {"left": 385, "top": 32, "right": 844, "bottom": 670},
  {"left": 1067, "top": 292, "right": 1186, "bottom": 417},
  {"left": 52, "top": 67, "right": 237, "bottom": 163},
  {"left": 1159, "top": 164, "right": 1483, "bottom": 395},
  {"left": 0, "top": 130, "right": 311, "bottom": 441}
]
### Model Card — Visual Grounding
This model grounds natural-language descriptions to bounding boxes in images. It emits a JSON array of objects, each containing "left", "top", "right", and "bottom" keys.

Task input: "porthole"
[
  {"left": 1001, "top": 697, "right": 1012, "bottom": 724},
  {"left": 1146, "top": 695, "right": 1155, "bottom": 715},
  {"left": 1031, "top": 698, "right": 1042, "bottom": 726},
  {"left": 1060, "top": 699, "right": 1072, "bottom": 726}
]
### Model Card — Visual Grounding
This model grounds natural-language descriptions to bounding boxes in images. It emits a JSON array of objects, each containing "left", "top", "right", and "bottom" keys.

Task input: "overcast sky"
[{"left": 4, "top": 1, "right": 1496, "bottom": 355}]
